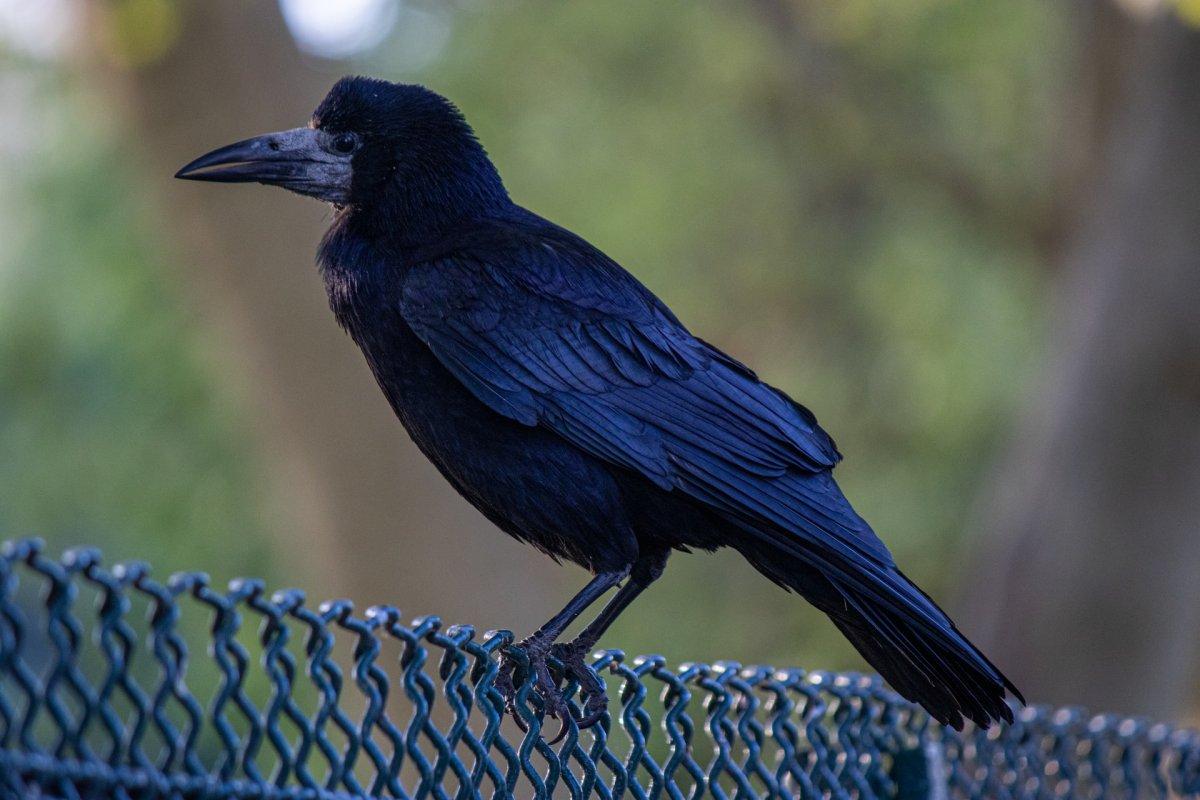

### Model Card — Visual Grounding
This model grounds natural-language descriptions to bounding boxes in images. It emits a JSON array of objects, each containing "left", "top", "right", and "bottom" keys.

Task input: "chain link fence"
[{"left": 0, "top": 538, "right": 1197, "bottom": 799}]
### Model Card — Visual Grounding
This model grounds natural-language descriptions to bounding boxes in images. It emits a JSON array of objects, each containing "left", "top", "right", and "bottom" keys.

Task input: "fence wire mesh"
[{"left": 0, "top": 538, "right": 1197, "bottom": 799}]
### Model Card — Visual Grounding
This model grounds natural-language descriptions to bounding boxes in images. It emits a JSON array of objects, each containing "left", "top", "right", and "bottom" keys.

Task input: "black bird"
[{"left": 178, "top": 76, "right": 1022, "bottom": 734}]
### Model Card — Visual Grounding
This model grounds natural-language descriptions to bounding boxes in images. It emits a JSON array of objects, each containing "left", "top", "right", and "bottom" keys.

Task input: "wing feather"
[{"left": 401, "top": 220, "right": 891, "bottom": 565}]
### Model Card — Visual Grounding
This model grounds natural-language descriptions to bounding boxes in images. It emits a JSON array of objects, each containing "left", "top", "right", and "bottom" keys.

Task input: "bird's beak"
[{"left": 175, "top": 127, "right": 351, "bottom": 204}]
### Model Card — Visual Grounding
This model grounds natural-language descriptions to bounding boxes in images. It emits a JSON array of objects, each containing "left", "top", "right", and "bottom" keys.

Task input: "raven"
[{"left": 178, "top": 76, "right": 1022, "bottom": 735}]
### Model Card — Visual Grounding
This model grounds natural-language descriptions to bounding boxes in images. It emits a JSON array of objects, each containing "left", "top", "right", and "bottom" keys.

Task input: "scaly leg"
[
  {"left": 496, "top": 568, "right": 628, "bottom": 726},
  {"left": 549, "top": 550, "right": 668, "bottom": 734}
]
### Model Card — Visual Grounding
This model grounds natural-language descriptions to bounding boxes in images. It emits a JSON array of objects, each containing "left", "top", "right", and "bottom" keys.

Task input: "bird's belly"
[{"left": 360, "top": 323, "right": 640, "bottom": 572}]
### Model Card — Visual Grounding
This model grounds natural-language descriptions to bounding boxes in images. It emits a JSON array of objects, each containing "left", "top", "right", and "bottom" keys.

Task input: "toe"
[
  {"left": 549, "top": 643, "right": 609, "bottom": 731},
  {"left": 532, "top": 669, "right": 568, "bottom": 720},
  {"left": 575, "top": 708, "right": 605, "bottom": 730},
  {"left": 495, "top": 652, "right": 534, "bottom": 731}
]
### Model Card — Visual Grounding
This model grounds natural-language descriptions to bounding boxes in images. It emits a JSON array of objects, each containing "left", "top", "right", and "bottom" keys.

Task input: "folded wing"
[{"left": 399, "top": 220, "right": 890, "bottom": 567}]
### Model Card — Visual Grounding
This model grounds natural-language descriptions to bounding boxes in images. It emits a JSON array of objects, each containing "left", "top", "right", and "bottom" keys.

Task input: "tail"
[
  {"left": 742, "top": 542, "right": 1023, "bottom": 730},
  {"left": 823, "top": 569, "right": 1023, "bottom": 729}
]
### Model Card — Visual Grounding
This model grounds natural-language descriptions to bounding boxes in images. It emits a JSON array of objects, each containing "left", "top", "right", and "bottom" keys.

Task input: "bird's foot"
[
  {"left": 549, "top": 639, "right": 608, "bottom": 733},
  {"left": 496, "top": 636, "right": 570, "bottom": 734}
]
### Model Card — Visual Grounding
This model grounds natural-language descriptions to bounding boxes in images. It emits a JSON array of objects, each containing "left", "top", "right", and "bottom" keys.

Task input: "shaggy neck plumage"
[{"left": 344, "top": 142, "right": 511, "bottom": 247}]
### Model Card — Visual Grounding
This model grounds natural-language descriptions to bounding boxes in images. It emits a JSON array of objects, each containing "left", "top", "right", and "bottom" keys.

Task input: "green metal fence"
[{"left": 0, "top": 538, "right": 1196, "bottom": 799}]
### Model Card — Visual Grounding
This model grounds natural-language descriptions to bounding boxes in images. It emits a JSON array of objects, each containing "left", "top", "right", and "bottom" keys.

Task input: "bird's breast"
[
  {"left": 320, "top": 254, "right": 480, "bottom": 444},
  {"left": 321, "top": 262, "right": 643, "bottom": 570}
]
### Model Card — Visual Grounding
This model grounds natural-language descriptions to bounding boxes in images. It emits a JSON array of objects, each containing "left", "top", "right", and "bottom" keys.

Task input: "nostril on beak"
[{"left": 267, "top": 139, "right": 281, "bottom": 152}]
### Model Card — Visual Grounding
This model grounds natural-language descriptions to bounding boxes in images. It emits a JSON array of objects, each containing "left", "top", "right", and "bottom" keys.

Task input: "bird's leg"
[
  {"left": 547, "top": 579, "right": 648, "bottom": 731},
  {"left": 548, "top": 551, "right": 667, "bottom": 734},
  {"left": 496, "top": 568, "right": 628, "bottom": 727}
]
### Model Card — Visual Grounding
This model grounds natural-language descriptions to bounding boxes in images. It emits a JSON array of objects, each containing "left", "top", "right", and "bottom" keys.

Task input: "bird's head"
[{"left": 176, "top": 77, "right": 508, "bottom": 235}]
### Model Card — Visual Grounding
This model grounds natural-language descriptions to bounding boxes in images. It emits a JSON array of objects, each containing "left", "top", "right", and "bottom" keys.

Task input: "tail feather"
[
  {"left": 828, "top": 576, "right": 1018, "bottom": 729},
  {"left": 740, "top": 539, "right": 1022, "bottom": 730}
]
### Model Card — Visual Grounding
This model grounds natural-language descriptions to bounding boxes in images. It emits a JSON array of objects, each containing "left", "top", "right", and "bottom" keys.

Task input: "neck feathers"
[{"left": 351, "top": 128, "right": 511, "bottom": 246}]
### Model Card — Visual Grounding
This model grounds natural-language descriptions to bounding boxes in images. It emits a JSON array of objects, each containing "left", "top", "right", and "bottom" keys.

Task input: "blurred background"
[{"left": 0, "top": 0, "right": 1197, "bottom": 723}]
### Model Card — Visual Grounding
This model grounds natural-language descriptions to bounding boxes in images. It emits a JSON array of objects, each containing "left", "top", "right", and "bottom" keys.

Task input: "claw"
[
  {"left": 547, "top": 716, "right": 572, "bottom": 745},
  {"left": 497, "top": 637, "right": 609, "bottom": 740},
  {"left": 549, "top": 640, "right": 609, "bottom": 733},
  {"left": 497, "top": 637, "right": 568, "bottom": 734},
  {"left": 575, "top": 691, "right": 608, "bottom": 730},
  {"left": 493, "top": 660, "right": 529, "bottom": 732},
  {"left": 529, "top": 649, "right": 567, "bottom": 719}
]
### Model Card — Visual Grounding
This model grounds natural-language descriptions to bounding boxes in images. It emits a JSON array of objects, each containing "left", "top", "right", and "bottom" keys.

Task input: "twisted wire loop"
[{"left": 0, "top": 540, "right": 1197, "bottom": 800}]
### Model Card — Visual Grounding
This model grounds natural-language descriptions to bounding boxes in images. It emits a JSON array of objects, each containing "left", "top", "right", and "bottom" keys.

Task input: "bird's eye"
[{"left": 331, "top": 133, "right": 359, "bottom": 155}]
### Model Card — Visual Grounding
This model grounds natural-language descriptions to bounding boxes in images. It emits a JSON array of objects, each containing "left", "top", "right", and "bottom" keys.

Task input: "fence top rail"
[{"left": 0, "top": 537, "right": 1196, "bottom": 800}]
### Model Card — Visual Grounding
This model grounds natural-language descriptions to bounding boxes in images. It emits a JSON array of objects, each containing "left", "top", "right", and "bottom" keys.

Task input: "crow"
[{"left": 177, "top": 76, "right": 1022, "bottom": 735}]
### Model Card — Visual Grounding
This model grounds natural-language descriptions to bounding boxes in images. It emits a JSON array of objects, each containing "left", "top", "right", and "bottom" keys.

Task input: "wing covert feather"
[{"left": 400, "top": 221, "right": 891, "bottom": 565}]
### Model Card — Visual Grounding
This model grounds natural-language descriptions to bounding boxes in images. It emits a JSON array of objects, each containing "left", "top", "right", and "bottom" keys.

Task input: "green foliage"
[{"left": 0, "top": 71, "right": 271, "bottom": 582}]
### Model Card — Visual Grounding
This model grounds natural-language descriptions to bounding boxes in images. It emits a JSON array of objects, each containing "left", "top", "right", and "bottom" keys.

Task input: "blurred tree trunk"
[
  {"left": 962, "top": 7, "right": 1200, "bottom": 720},
  {"left": 86, "top": 0, "right": 555, "bottom": 629}
]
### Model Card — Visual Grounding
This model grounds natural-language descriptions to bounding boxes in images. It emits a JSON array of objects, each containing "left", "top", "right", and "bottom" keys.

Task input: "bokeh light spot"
[{"left": 279, "top": 0, "right": 400, "bottom": 59}]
